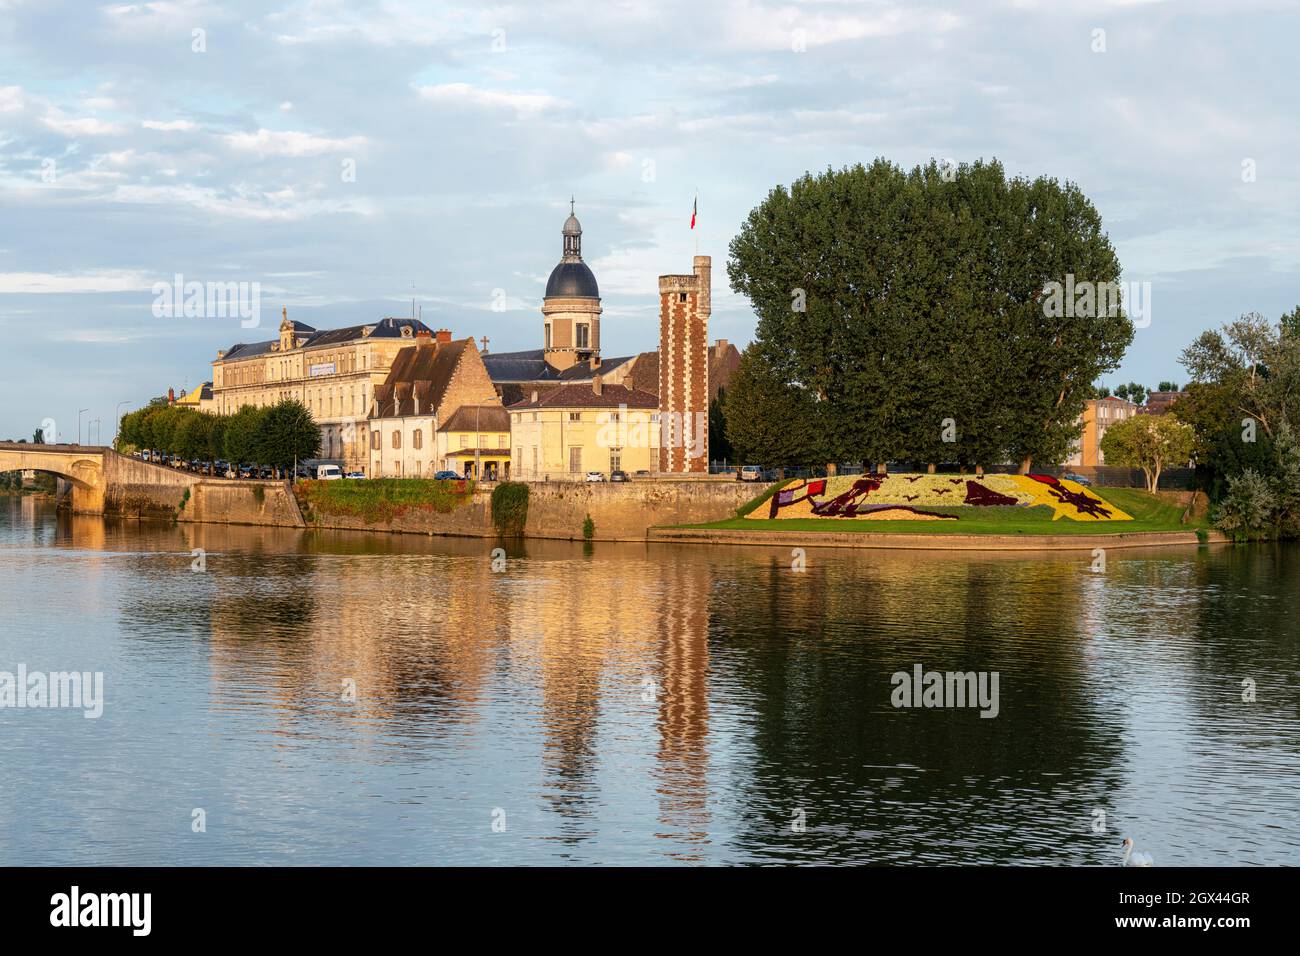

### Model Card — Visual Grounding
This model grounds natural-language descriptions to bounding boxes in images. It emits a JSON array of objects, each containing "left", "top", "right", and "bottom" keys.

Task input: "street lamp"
[{"left": 77, "top": 408, "right": 88, "bottom": 446}]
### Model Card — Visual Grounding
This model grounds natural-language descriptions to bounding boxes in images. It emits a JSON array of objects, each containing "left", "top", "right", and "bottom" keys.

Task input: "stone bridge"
[
  {"left": 0, "top": 442, "right": 302, "bottom": 526},
  {"left": 0, "top": 442, "right": 204, "bottom": 514}
]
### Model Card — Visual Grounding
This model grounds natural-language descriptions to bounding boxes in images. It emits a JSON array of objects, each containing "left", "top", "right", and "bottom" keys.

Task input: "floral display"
[{"left": 753, "top": 473, "right": 1132, "bottom": 521}]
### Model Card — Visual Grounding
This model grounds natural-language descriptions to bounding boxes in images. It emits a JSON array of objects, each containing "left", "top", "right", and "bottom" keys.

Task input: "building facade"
[
  {"left": 211, "top": 310, "right": 432, "bottom": 472},
  {"left": 367, "top": 333, "right": 511, "bottom": 479},
  {"left": 509, "top": 380, "right": 660, "bottom": 479},
  {"left": 1067, "top": 396, "right": 1140, "bottom": 466}
]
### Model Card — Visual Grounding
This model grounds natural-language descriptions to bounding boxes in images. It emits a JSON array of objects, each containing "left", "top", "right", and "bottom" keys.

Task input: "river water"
[{"left": 0, "top": 497, "right": 1296, "bottom": 866}]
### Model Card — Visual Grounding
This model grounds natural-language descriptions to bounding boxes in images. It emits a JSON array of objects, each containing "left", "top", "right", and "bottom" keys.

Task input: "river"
[{"left": 1, "top": 497, "right": 1296, "bottom": 865}]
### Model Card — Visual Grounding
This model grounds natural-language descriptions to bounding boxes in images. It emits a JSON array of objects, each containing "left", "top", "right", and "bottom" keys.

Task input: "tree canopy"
[{"left": 726, "top": 158, "right": 1134, "bottom": 471}]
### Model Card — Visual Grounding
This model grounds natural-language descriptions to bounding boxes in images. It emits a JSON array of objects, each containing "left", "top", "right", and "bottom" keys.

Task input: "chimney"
[
  {"left": 435, "top": 328, "right": 452, "bottom": 345},
  {"left": 592, "top": 374, "right": 603, "bottom": 396},
  {"left": 715, "top": 338, "right": 728, "bottom": 352},
  {"left": 216, "top": 349, "right": 226, "bottom": 360},
  {"left": 415, "top": 329, "right": 432, "bottom": 346},
  {"left": 592, "top": 354, "right": 601, "bottom": 370}
]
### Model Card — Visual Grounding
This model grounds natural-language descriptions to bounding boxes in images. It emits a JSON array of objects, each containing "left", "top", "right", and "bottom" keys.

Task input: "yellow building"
[
  {"left": 211, "top": 309, "right": 432, "bottom": 472},
  {"left": 1067, "top": 396, "right": 1139, "bottom": 466},
  {"left": 508, "top": 378, "right": 660, "bottom": 479}
]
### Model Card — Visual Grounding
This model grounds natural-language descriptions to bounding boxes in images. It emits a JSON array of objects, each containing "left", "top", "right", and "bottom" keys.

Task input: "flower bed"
[{"left": 751, "top": 473, "right": 1132, "bottom": 522}]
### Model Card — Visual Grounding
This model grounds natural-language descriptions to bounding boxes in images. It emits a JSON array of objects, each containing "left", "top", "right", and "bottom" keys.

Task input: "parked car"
[
  {"left": 238, "top": 465, "right": 256, "bottom": 479},
  {"left": 433, "top": 470, "right": 462, "bottom": 481},
  {"left": 633, "top": 469, "right": 652, "bottom": 478},
  {"left": 1062, "top": 472, "right": 1092, "bottom": 486},
  {"left": 609, "top": 470, "right": 629, "bottom": 482},
  {"left": 316, "top": 464, "right": 342, "bottom": 480},
  {"left": 344, "top": 471, "right": 367, "bottom": 480},
  {"left": 739, "top": 465, "right": 763, "bottom": 482},
  {"left": 584, "top": 471, "right": 606, "bottom": 482}
]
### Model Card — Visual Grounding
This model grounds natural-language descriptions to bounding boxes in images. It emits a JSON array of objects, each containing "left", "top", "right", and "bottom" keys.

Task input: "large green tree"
[
  {"left": 254, "top": 399, "right": 319, "bottom": 473},
  {"left": 728, "top": 158, "right": 1133, "bottom": 473},
  {"left": 722, "top": 347, "right": 823, "bottom": 468}
]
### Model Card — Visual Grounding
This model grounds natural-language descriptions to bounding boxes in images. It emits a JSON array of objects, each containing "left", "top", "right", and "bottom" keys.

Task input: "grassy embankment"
[
  {"left": 691, "top": 481, "right": 1206, "bottom": 536},
  {"left": 296, "top": 478, "right": 474, "bottom": 524}
]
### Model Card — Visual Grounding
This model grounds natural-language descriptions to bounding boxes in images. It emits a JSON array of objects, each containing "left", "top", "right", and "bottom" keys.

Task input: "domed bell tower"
[{"left": 542, "top": 199, "right": 601, "bottom": 371}]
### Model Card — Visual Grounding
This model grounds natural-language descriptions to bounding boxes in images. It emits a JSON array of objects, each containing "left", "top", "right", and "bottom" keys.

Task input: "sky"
[{"left": 2, "top": 0, "right": 1299, "bottom": 441}]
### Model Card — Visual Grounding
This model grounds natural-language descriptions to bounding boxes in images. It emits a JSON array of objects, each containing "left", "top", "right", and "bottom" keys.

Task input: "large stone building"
[
  {"left": 508, "top": 379, "right": 660, "bottom": 479},
  {"left": 210, "top": 310, "right": 431, "bottom": 471},
  {"left": 366, "top": 331, "right": 511, "bottom": 479}
]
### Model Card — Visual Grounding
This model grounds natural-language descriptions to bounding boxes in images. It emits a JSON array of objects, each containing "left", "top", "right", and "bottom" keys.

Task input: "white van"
[{"left": 316, "top": 464, "right": 343, "bottom": 480}]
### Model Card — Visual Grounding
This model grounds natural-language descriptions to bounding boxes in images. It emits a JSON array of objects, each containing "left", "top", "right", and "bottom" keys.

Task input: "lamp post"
[{"left": 77, "top": 408, "right": 88, "bottom": 446}]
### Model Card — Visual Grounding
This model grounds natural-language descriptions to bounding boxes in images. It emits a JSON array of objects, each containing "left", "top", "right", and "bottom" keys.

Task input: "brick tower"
[{"left": 657, "top": 255, "right": 711, "bottom": 473}]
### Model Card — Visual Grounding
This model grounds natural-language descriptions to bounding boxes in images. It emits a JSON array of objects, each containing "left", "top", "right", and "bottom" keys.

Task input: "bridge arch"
[{"left": 0, "top": 443, "right": 106, "bottom": 512}]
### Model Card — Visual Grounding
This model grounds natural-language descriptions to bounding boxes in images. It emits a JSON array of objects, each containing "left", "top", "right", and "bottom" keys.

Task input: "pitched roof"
[
  {"left": 507, "top": 383, "right": 659, "bottom": 410},
  {"left": 370, "top": 338, "right": 473, "bottom": 419},
  {"left": 221, "top": 317, "right": 431, "bottom": 361},
  {"left": 440, "top": 404, "right": 511, "bottom": 432}
]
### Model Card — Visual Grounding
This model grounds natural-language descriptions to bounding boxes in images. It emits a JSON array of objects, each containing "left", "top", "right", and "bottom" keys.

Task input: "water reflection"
[{"left": 1, "top": 497, "right": 1297, "bottom": 866}]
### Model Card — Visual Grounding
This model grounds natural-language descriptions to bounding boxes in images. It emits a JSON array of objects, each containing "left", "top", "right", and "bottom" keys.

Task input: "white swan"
[{"left": 1121, "top": 837, "right": 1154, "bottom": 867}]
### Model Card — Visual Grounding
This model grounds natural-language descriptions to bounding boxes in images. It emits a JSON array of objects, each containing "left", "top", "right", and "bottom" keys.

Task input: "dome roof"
[
  {"left": 545, "top": 260, "right": 599, "bottom": 299},
  {"left": 562, "top": 213, "right": 582, "bottom": 236}
]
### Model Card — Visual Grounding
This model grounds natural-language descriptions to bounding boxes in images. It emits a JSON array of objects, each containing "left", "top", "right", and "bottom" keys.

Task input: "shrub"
[
  {"left": 491, "top": 481, "right": 529, "bottom": 536},
  {"left": 1214, "top": 469, "right": 1277, "bottom": 539},
  {"left": 582, "top": 513, "right": 594, "bottom": 540}
]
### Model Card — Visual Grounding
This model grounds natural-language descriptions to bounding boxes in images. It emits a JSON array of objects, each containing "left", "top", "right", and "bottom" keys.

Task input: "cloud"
[
  {"left": 141, "top": 119, "right": 197, "bottom": 131},
  {"left": 0, "top": 270, "right": 154, "bottom": 294},
  {"left": 41, "top": 109, "right": 123, "bottom": 137},
  {"left": 221, "top": 128, "right": 367, "bottom": 157},
  {"left": 414, "top": 83, "right": 564, "bottom": 117},
  {"left": 0, "top": 86, "right": 24, "bottom": 112}
]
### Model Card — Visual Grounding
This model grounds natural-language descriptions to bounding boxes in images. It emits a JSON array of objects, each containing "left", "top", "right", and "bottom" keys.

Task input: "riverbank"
[{"left": 654, "top": 485, "right": 1222, "bottom": 550}]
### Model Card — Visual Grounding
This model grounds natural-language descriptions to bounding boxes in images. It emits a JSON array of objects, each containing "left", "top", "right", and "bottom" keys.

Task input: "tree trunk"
[
  {"left": 1018, "top": 456, "right": 1032, "bottom": 475},
  {"left": 927, "top": 463, "right": 936, "bottom": 474},
  {"left": 875, "top": 462, "right": 886, "bottom": 475},
  {"left": 975, "top": 465, "right": 985, "bottom": 476},
  {"left": 1149, "top": 467, "right": 1161, "bottom": 493}
]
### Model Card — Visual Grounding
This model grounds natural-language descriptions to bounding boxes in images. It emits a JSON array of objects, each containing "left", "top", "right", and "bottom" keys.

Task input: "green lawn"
[{"left": 691, "top": 486, "right": 1205, "bottom": 536}]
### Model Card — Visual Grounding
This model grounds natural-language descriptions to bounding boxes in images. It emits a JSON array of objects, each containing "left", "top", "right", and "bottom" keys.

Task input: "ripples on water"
[{"left": 0, "top": 498, "right": 1296, "bottom": 865}]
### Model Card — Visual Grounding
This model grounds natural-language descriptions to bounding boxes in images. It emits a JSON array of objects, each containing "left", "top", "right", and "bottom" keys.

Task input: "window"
[
  {"left": 371, "top": 430, "right": 380, "bottom": 450},
  {"left": 459, "top": 434, "right": 469, "bottom": 448},
  {"left": 531, "top": 447, "right": 538, "bottom": 473},
  {"left": 392, "top": 431, "right": 401, "bottom": 449},
  {"left": 545, "top": 324, "right": 552, "bottom": 348},
  {"left": 610, "top": 447, "right": 622, "bottom": 471},
  {"left": 569, "top": 412, "right": 581, "bottom": 422},
  {"left": 413, "top": 429, "right": 423, "bottom": 450},
  {"left": 678, "top": 292, "right": 687, "bottom": 302},
  {"left": 576, "top": 324, "right": 589, "bottom": 348},
  {"left": 569, "top": 447, "right": 582, "bottom": 473}
]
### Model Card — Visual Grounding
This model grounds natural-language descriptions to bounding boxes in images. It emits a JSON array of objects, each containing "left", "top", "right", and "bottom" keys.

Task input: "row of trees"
[
  {"left": 1169, "top": 308, "right": 1300, "bottom": 538},
  {"left": 723, "top": 158, "right": 1134, "bottom": 472},
  {"left": 118, "top": 398, "right": 320, "bottom": 475}
]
